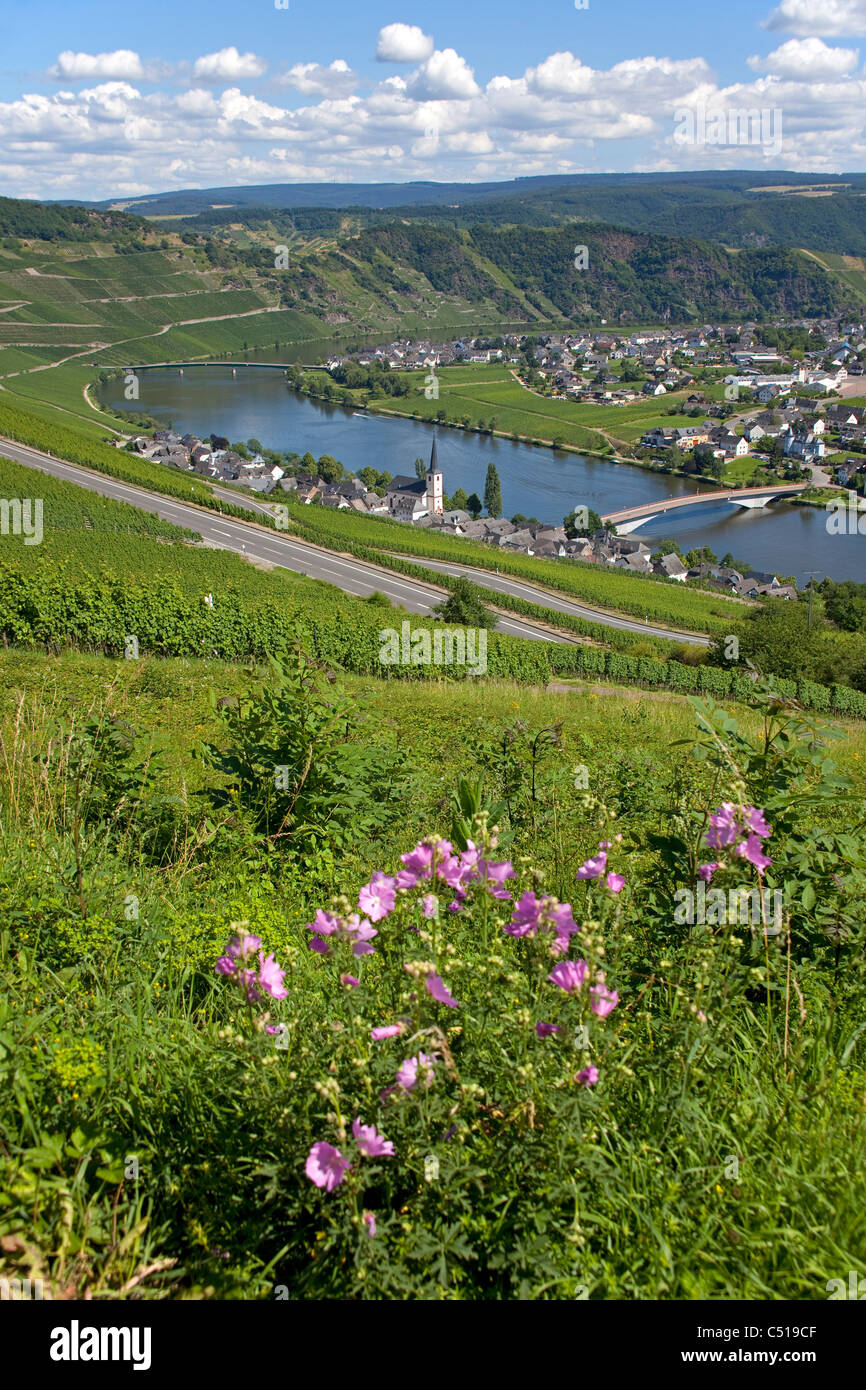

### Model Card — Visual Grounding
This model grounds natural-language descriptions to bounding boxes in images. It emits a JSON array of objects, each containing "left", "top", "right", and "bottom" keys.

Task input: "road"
[
  {"left": 0, "top": 436, "right": 711, "bottom": 648},
  {"left": 0, "top": 438, "right": 559, "bottom": 644}
]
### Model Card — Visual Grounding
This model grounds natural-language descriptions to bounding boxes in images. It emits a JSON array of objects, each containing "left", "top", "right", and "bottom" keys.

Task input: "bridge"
[{"left": 602, "top": 483, "right": 808, "bottom": 534}]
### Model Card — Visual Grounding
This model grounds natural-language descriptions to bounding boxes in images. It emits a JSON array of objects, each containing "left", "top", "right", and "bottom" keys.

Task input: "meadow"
[{"left": 1, "top": 644, "right": 864, "bottom": 1300}]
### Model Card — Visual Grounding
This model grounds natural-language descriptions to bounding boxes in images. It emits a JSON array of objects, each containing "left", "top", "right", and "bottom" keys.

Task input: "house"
[
  {"left": 654, "top": 552, "right": 688, "bottom": 581},
  {"left": 642, "top": 381, "right": 667, "bottom": 396}
]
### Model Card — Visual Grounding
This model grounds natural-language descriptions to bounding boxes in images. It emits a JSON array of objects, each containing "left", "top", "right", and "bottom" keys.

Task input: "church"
[{"left": 385, "top": 438, "right": 444, "bottom": 520}]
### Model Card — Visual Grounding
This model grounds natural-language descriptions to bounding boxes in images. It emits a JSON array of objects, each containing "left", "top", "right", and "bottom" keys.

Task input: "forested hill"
[
  {"left": 0, "top": 193, "right": 857, "bottom": 335},
  {"left": 356, "top": 222, "right": 854, "bottom": 322}
]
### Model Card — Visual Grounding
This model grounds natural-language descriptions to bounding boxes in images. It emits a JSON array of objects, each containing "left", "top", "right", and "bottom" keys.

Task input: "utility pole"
[{"left": 805, "top": 571, "right": 821, "bottom": 629}]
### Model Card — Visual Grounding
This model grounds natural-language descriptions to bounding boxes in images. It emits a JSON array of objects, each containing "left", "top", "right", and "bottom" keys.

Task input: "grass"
[{"left": 1, "top": 647, "right": 865, "bottom": 1300}]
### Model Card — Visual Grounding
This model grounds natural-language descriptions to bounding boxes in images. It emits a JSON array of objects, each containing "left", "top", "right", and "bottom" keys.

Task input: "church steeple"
[{"left": 426, "top": 435, "right": 443, "bottom": 515}]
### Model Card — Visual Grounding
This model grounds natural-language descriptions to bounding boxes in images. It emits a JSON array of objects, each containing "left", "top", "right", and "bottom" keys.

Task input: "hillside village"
[{"left": 118, "top": 315, "right": 866, "bottom": 604}]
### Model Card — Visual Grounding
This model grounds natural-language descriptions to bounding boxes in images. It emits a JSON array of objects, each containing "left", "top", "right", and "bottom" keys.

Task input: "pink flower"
[
  {"left": 548, "top": 959, "right": 588, "bottom": 994},
  {"left": 535, "top": 1021, "right": 561, "bottom": 1038},
  {"left": 425, "top": 973, "right": 459, "bottom": 1008},
  {"left": 577, "top": 850, "right": 607, "bottom": 880},
  {"left": 422, "top": 893, "right": 438, "bottom": 918},
  {"left": 478, "top": 859, "right": 516, "bottom": 900},
  {"left": 401, "top": 842, "right": 435, "bottom": 878},
  {"left": 363, "top": 1211, "right": 377, "bottom": 1237},
  {"left": 698, "top": 862, "right": 719, "bottom": 884},
  {"left": 606, "top": 872, "right": 625, "bottom": 894},
  {"left": 705, "top": 803, "right": 739, "bottom": 850},
  {"left": 370, "top": 1023, "right": 405, "bottom": 1041},
  {"left": 742, "top": 806, "right": 771, "bottom": 839},
  {"left": 257, "top": 951, "right": 288, "bottom": 1000},
  {"left": 358, "top": 871, "right": 396, "bottom": 923},
  {"left": 591, "top": 985, "right": 619, "bottom": 1017},
  {"left": 340, "top": 974, "right": 360, "bottom": 988},
  {"left": 215, "top": 956, "right": 236, "bottom": 976},
  {"left": 352, "top": 1118, "right": 395, "bottom": 1158},
  {"left": 576, "top": 1066, "right": 599, "bottom": 1087},
  {"left": 305, "top": 1142, "right": 351, "bottom": 1192},
  {"left": 737, "top": 834, "right": 772, "bottom": 873},
  {"left": 227, "top": 934, "right": 262, "bottom": 959},
  {"left": 507, "top": 891, "right": 578, "bottom": 940},
  {"left": 396, "top": 1052, "right": 436, "bottom": 1092}
]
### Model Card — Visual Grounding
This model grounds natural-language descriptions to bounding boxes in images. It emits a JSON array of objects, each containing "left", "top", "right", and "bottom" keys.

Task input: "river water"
[{"left": 98, "top": 364, "right": 866, "bottom": 585}]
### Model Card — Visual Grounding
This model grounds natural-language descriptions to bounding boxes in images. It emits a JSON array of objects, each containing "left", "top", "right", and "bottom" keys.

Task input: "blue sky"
[{"left": 2, "top": 0, "right": 866, "bottom": 199}]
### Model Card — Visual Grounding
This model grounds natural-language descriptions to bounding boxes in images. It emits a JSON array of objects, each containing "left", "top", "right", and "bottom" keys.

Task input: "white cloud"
[
  {"left": 7, "top": 31, "right": 866, "bottom": 199},
  {"left": 762, "top": 0, "right": 866, "bottom": 37},
  {"left": 278, "top": 60, "right": 358, "bottom": 97},
  {"left": 407, "top": 49, "right": 481, "bottom": 100},
  {"left": 375, "top": 23, "right": 434, "bottom": 63},
  {"left": 192, "top": 48, "right": 267, "bottom": 82},
  {"left": 748, "top": 36, "right": 859, "bottom": 78},
  {"left": 49, "top": 50, "right": 146, "bottom": 81}
]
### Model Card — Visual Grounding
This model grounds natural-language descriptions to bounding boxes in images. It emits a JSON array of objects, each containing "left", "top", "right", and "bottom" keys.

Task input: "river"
[{"left": 97, "top": 365, "right": 866, "bottom": 585}]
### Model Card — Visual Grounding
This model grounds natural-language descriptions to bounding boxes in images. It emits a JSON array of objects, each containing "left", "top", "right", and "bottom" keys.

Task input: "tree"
[
  {"left": 716, "top": 601, "right": 825, "bottom": 681},
  {"left": 451, "top": 487, "right": 469, "bottom": 512},
  {"left": 435, "top": 577, "right": 495, "bottom": 629},
  {"left": 484, "top": 463, "right": 503, "bottom": 518},
  {"left": 563, "top": 507, "right": 603, "bottom": 539},
  {"left": 414, "top": 457, "right": 427, "bottom": 480},
  {"left": 317, "top": 454, "right": 346, "bottom": 484},
  {"left": 247, "top": 438, "right": 263, "bottom": 454},
  {"left": 300, "top": 451, "right": 317, "bottom": 475},
  {"left": 466, "top": 492, "right": 483, "bottom": 518}
]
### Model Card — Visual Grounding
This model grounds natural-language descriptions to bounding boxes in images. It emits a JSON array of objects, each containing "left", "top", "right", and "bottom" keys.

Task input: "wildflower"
[
  {"left": 737, "top": 834, "right": 772, "bottom": 873},
  {"left": 576, "top": 1066, "right": 599, "bottom": 1087},
  {"left": 507, "top": 891, "right": 578, "bottom": 944},
  {"left": 591, "top": 984, "right": 619, "bottom": 1017},
  {"left": 401, "top": 841, "right": 436, "bottom": 879},
  {"left": 425, "top": 973, "right": 459, "bottom": 1009},
  {"left": 227, "top": 934, "right": 262, "bottom": 959},
  {"left": 477, "top": 858, "right": 516, "bottom": 900},
  {"left": 305, "top": 1141, "right": 351, "bottom": 1192},
  {"left": 352, "top": 1118, "right": 395, "bottom": 1158},
  {"left": 577, "top": 850, "right": 607, "bottom": 881},
  {"left": 606, "top": 872, "right": 625, "bottom": 894},
  {"left": 697, "top": 1010, "right": 707, "bottom": 1023},
  {"left": 422, "top": 893, "right": 438, "bottom": 918},
  {"left": 548, "top": 959, "right": 588, "bottom": 994},
  {"left": 370, "top": 1023, "right": 405, "bottom": 1041},
  {"left": 215, "top": 956, "right": 236, "bottom": 976},
  {"left": 705, "top": 803, "right": 772, "bottom": 875},
  {"left": 396, "top": 1052, "right": 437, "bottom": 1092},
  {"left": 359, "top": 871, "right": 396, "bottom": 923},
  {"left": 535, "top": 1021, "right": 561, "bottom": 1038},
  {"left": 698, "top": 862, "right": 719, "bottom": 884},
  {"left": 258, "top": 952, "right": 288, "bottom": 1001},
  {"left": 363, "top": 1211, "right": 377, "bottom": 1237},
  {"left": 705, "top": 804, "right": 740, "bottom": 850},
  {"left": 340, "top": 974, "right": 360, "bottom": 989},
  {"left": 307, "top": 910, "right": 378, "bottom": 958}
]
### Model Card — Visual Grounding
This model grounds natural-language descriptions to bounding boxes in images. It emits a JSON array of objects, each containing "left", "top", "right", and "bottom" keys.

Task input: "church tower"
[{"left": 426, "top": 436, "right": 444, "bottom": 514}]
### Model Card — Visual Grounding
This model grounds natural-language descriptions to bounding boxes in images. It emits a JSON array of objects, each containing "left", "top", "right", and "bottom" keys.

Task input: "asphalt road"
[
  {"left": 0, "top": 436, "right": 711, "bottom": 648},
  {"left": 0, "top": 439, "right": 559, "bottom": 643}
]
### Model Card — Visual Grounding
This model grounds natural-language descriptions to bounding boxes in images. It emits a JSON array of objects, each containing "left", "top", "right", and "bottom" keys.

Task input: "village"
[{"left": 118, "top": 316, "right": 866, "bottom": 603}]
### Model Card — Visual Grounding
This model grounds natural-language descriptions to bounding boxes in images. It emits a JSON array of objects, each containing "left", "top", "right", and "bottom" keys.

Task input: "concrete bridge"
[{"left": 602, "top": 483, "right": 808, "bottom": 534}]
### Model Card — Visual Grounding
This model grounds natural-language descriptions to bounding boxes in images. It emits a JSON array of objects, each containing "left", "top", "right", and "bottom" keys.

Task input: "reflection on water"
[{"left": 98, "top": 365, "right": 866, "bottom": 584}]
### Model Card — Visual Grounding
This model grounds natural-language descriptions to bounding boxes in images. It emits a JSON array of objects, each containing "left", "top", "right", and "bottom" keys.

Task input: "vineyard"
[{"left": 278, "top": 497, "right": 749, "bottom": 636}]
